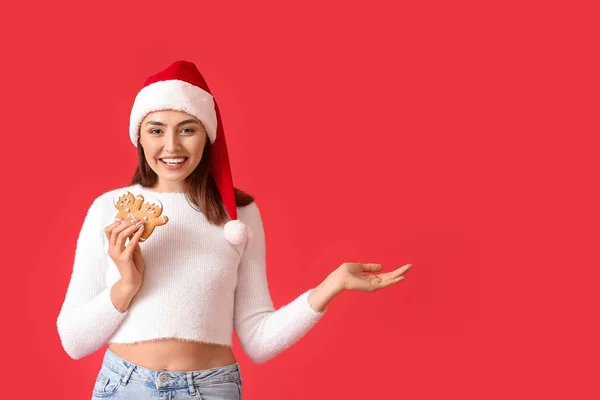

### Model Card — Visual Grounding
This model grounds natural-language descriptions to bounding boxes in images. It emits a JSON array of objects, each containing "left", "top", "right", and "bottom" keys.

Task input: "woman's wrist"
[
  {"left": 110, "top": 280, "right": 140, "bottom": 313},
  {"left": 307, "top": 275, "right": 344, "bottom": 313}
]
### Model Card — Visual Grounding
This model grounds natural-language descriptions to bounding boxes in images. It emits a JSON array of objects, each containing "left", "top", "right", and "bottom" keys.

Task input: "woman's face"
[{"left": 139, "top": 109, "right": 208, "bottom": 192}]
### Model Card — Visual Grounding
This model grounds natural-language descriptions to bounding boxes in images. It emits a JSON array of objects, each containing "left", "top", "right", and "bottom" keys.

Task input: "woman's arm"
[
  {"left": 56, "top": 197, "right": 129, "bottom": 360},
  {"left": 307, "top": 274, "right": 344, "bottom": 312},
  {"left": 233, "top": 202, "right": 328, "bottom": 364},
  {"left": 232, "top": 202, "right": 412, "bottom": 364}
]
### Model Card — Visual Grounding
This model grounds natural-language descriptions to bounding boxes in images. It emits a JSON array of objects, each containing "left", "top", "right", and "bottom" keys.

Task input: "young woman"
[{"left": 56, "top": 60, "right": 413, "bottom": 400}]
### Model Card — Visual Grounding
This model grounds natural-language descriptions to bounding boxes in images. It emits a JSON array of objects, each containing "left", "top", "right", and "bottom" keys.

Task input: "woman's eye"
[{"left": 149, "top": 128, "right": 194, "bottom": 134}]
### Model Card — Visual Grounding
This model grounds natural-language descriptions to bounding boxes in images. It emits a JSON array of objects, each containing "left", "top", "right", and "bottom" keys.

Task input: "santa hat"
[{"left": 128, "top": 60, "right": 248, "bottom": 245}]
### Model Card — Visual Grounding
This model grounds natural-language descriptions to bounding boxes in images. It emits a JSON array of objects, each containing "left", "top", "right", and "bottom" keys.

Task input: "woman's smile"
[{"left": 159, "top": 157, "right": 189, "bottom": 170}]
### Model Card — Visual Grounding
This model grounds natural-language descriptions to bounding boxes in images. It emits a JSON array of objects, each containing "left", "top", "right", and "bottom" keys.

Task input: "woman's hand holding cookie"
[{"left": 104, "top": 218, "right": 146, "bottom": 290}]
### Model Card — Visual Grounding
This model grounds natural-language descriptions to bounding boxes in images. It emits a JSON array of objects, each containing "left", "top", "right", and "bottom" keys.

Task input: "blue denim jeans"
[{"left": 91, "top": 348, "right": 243, "bottom": 399}]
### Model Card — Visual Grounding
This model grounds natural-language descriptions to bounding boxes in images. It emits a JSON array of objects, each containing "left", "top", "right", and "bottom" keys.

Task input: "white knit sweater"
[{"left": 56, "top": 183, "right": 325, "bottom": 363}]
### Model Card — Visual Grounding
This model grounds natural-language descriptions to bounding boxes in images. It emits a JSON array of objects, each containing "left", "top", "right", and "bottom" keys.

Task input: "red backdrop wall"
[{"left": 0, "top": 0, "right": 598, "bottom": 398}]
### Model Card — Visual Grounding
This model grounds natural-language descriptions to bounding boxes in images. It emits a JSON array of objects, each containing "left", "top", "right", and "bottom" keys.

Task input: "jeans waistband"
[{"left": 101, "top": 347, "right": 241, "bottom": 392}]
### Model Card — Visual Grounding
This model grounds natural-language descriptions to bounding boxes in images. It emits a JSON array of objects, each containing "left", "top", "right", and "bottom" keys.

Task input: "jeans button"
[{"left": 160, "top": 375, "right": 169, "bottom": 382}]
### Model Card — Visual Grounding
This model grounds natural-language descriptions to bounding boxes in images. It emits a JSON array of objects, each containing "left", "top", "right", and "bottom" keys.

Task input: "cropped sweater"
[{"left": 56, "top": 183, "right": 326, "bottom": 363}]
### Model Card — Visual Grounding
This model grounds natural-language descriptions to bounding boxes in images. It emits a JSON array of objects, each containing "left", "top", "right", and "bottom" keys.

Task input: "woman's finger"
[
  {"left": 377, "top": 275, "right": 405, "bottom": 290},
  {"left": 362, "top": 263, "right": 383, "bottom": 272},
  {"left": 123, "top": 223, "right": 145, "bottom": 258},
  {"left": 375, "top": 264, "right": 412, "bottom": 282},
  {"left": 110, "top": 220, "right": 133, "bottom": 250},
  {"left": 392, "top": 264, "right": 412, "bottom": 278},
  {"left": 116, "top": 221, "right": 143, "bottom": 252},
  {"left": 104, "top": 220, "right": 123, "bottom": 242},
  {"left": 389, "top": 276, "right": 405, "bottom": 286}
]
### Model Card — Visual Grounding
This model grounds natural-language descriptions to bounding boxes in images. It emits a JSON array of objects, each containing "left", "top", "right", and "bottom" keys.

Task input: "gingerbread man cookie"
[
  {"left": 127, "top": 197, "right": 169, "bottom": 242},
  {"left": 114, "top": 191, "right": 144, "bottom": 220},
  {"left": 113, "top": 191, "right": 169, "bottom": 242}
]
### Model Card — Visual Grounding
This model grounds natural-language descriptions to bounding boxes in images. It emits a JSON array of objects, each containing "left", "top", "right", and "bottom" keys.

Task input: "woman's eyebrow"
[{"left": 145, "top": 119, "right": 201, "bottom": 126}]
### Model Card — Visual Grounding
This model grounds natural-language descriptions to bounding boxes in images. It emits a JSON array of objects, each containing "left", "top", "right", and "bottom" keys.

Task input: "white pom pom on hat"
[
  {"left": 224, "top": 219, "right": 249, "bottom": 245},
  {"left": 129, "top": 60, "right": 248, "bottom": 245}
]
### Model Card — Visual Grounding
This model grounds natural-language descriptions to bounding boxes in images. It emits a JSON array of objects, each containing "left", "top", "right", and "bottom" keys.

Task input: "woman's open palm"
[{"left": 334, "top": 262, "right": 413, "bottom": 292}]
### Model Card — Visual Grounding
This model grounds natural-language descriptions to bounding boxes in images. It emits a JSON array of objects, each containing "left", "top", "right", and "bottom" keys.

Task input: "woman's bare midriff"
[{"left": 108, "top": 338, "right": 237, "bottom": 372}]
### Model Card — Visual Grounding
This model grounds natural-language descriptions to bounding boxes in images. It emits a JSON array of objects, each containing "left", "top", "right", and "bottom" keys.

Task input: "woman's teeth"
[{"left": 160, "top": 158, "right": 187, "bottom": 165}]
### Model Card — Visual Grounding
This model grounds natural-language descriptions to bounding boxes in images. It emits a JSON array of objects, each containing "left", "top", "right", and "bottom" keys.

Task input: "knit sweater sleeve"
[
  {"left": 56, "top": 197, "right": 129, "bottom": 360},
  {"left": 233, "top": 202, "right": 326, "bottom": 364}
]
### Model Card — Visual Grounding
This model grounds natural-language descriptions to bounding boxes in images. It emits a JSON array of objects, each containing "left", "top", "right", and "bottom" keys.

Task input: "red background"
[{"left": 1, "top": 0, "right": 598, "bottom": 398}]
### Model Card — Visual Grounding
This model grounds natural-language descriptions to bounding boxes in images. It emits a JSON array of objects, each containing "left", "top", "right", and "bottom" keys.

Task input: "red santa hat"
[{"left": 128, "top": 60, "right": 248, "bottom": 245}]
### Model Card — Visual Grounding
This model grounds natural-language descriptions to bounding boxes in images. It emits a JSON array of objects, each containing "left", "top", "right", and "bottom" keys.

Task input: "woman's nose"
[{"left": 164, "top": 132, "right": 181, "bottom": 150}]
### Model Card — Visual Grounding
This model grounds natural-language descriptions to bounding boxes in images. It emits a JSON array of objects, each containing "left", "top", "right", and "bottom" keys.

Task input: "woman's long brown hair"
[{"left": 130, "top": 135, "right": 255, "bottom": 226}]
